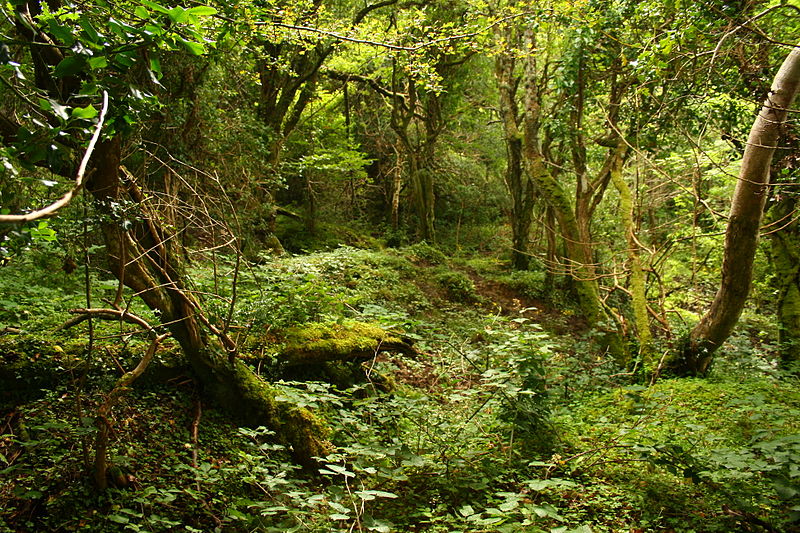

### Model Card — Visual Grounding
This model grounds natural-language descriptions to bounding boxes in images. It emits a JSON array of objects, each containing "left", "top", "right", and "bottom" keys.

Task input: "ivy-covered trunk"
[{"left": 86, "top": 138, "right": 331, "bottom": 464}]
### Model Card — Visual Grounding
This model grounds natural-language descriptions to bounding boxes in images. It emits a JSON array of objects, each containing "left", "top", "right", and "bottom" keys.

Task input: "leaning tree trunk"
[
  {"left": 86, "top": 138, "right": 331, "bottom": 464},
  {"left": 672, "top": 44, "right": 800, "bottom": 376}
]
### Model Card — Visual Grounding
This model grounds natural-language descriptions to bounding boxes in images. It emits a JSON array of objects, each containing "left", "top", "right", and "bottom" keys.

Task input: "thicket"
[{"left": 1, "top": 0, "right": 800, "bottom": 531}]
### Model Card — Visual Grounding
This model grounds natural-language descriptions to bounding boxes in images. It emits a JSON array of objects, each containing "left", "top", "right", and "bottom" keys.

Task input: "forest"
[{"left": 1, "top": 0, "right": 800, "bottom": 531}]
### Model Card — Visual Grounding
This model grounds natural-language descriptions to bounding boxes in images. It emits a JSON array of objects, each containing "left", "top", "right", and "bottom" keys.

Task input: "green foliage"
[
  {"left": 433, "top": 268, "right": 478, "bottom": 303},
  {"left": 2, "top": 0, "right": 799, "bottom": 530},
  {"left": 556, "top": 376, "right": 800, "bottom": 531},
  {"left": 500, "top": 269, "right": 548, "bottom": 300},
  {"left": 403, "top": 242, "right": 448, "bottom": 265},
  {"left": 2, "top": 237, "right": 799, "bottom": 532}
]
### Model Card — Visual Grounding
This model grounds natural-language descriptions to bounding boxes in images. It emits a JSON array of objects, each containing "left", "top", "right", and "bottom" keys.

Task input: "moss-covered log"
[{"left": 279, "top": 320, "right": 417, "bottom": 368}]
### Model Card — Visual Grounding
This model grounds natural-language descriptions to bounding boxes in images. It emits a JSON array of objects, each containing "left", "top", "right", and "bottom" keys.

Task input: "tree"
[
  {"left": 672, "top": 43, "right": 800, "bottom": 376},
  {"left": 495, "top": 17, "right": 537, "bottom": 271},
  {"left": 514, "top": 11, "right": 633, "bottom": 360},
  {"left": 0, "top": 0, "right": 331, "bottom": 468}
]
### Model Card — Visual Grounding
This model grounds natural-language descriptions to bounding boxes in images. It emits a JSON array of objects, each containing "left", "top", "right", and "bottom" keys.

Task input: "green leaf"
[
  {"left": 107, "top": 514, "right": 129, "bottom": 524},
  {"left": 329, "top": 513, "right": 350, "bottom": 520},
  {"left": 499, "top": 500, "right": 519, "bottom": 512},
  {"left": 458, "top": 504, "right": 475, "bottom": 517},
  {"left": 186, "top": 6, "right": 217, "bottom": 16},
  {"left": 71, "top": 105, "right": 97, "bottom": 119},
  {"left": 318, "top": 463, "right": 355, "bottom": 478},
  {"left": 79, "top": 16, "right": 101, "bottom": 44},
  {"left": 134, "top": 6, "right": 150, "bottom": 18},
  {"left": 367, "top": 490, "right": 398, "bottom": 498},
  {"left": 53, "top": 56, "right": 86, "bottom": 78},
  {"left": 140, "top": 0, "right": 170, "bottom": 14},
  {"left": 180, "top": 39, "right": 206, "bottom": 56},
  {"left": 168, "top": 7, "right": 189, "bottom": 24},
  {"left": 47, "top": 21, "right": 75, "bottom": 46},
  {"left": 775, "top": 480, "right": 799, "bottom": 500},
  {"left": 114, "top": 51, "right": 137, "bottom": 68},
  {"left": 88, "top": 56, "right": 108, "bottom": 69},
  {"left": 149, "top": 57, "right": 161, "bottom": 75}
]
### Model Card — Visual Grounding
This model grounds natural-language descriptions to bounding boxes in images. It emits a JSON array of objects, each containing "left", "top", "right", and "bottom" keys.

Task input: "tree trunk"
[
  {"left": 390, "top": 69, "right": 442, "bottom": 244},
  {"left": 86, "top": 138, "right": 332, "bottom": 465},
  {"left": 767, "top": 197, "right": 800, "bottom": 369},
  {"left": 496, "top": 50, "right": 536, "bottom": 270},
  {"left": 391, "top": 156, "right": 403, "bottom": 232},
  {"left": 672, "top": 44, "right": 800, "bottom": 375},
  {"left": 544, "top": 206, "right": 557, "bottom": 291},
  {"left": 408, "top": 154, "right": 436, "bottom": 243},
  {"left": 610, "top": 142, "right": 653, "bottom": 363},
  {"left": 520, "top": 28, "right": 626, "bottom": 361}
]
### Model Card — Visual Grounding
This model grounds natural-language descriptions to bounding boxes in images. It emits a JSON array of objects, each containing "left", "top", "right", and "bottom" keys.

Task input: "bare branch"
[{"left": 0, "top": 91, "right": 109, "bottom": 223}]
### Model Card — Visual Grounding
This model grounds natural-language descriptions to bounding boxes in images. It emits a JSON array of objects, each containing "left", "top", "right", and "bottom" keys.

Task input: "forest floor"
[{"left": 1, "top": 242, "right": 799, "bottom": 532}]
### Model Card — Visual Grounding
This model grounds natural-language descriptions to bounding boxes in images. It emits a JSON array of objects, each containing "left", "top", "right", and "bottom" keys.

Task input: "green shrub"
[
  {"left": 403, "top": 242, "right": 448, "bottom": 265},
  {"left": 502, "top": 270, "right": 547, "bottom": 300},
  {"left": 433, "top": 269, "right": 478, "bottom": 302}
]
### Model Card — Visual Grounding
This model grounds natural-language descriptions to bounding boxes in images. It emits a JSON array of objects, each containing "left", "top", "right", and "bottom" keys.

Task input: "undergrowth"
[{"left": 1, "top": 245, "right": 798, "bottom": 532}]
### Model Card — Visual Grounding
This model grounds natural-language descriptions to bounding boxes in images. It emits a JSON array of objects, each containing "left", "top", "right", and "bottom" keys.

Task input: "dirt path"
[{"left": 462, "top": 268, "right": 587, "bottom": 335}]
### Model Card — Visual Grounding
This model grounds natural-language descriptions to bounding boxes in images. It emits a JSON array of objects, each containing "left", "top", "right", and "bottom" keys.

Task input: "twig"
[{"left": 190, "top": 397, "right": 202, "bottom": 491}]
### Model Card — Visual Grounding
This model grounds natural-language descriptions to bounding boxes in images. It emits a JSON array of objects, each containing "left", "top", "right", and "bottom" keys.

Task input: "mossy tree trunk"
[
  {"left": 496, "top": 43, "right": 537, "bottom": 271},
  {"left": 390, "top": 73, "right": 441, "bottom": 244},
  {"left": 671, "top": 44, "right": 800, "bottom": 376},
  {"left": 519, "top": 27, "right": 627, "bottom": 362},
  {"left": 86, "top": 138, "right": 331, "bottom": 464},
  {"left": 610, "top": 141, "right": 653, "bottom": 364},
  {"left": 767, "top": 196, "right": 800, "bottom": 368}
]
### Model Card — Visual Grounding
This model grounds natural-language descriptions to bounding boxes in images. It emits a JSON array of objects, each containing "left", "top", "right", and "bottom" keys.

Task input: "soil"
[{"left": 461, "top": 268, "right": 588, "bottom": 336}]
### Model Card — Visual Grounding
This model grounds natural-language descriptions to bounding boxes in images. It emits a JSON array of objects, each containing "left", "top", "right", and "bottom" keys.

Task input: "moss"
[
  {"left": 403, "top": 242, "right": 447, "bottom": 265},
  {"left": 211, "top": 358, "right": 332, "bottom": 464},
  {"left": 282, "top": 320, "right": 402, "bottom": 362}
]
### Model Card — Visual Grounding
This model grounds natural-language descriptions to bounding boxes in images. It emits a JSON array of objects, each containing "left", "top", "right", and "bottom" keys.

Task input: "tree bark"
[
  {"left": 496, "top": 48, "right": 536, "bottom": 270},
  {"left": 673, "top": 44, "right": 800, "bottom": 375},
  {"left": 767, "top": 197, "right": 800, "bottom": 369},
  {"left": 86, "top": 139, "right": 332, "bottom": 465}
]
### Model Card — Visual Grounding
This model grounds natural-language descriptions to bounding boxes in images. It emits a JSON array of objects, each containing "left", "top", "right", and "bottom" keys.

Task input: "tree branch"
[{"left": 0, "top": 91, "right": 109, "bottom": 223}]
